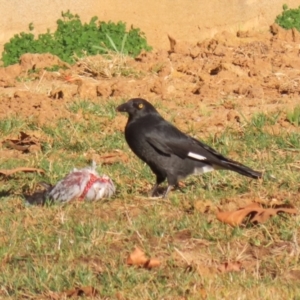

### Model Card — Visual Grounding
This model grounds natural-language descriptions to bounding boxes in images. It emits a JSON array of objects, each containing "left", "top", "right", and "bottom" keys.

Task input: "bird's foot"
[{"left": 174, "top": 183, "right": 185, "bottom": 194}]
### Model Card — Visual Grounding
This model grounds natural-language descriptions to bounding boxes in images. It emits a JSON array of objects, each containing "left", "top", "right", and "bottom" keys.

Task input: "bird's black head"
[{"left": 116, "top": 98, "right": 158, "bottom": 119}]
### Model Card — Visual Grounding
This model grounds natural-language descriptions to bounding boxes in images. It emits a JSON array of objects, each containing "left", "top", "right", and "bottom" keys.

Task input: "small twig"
[
  {"left": 57, "top": 238, "right": 61, "bottom": 250},
  {"left": 260, "top": 225, "right": 274, "bottom": 243},
  {"left": 289, "top": 164, "right": 300, "bottom": 170},
  {"left": 135, "top": 230, "right": 144, "bottom": 242},
  {"left": 174, "top": 247, "right": 190, "bottom": 265},
  {"left": 124, "top": 208, "right": 132, "bottom": 226},
  {"left": 36, "top": 70, "right": 46, "bottom": 92},
  {"left": 291, "top": 230, "right": 299, "bottom": 261},
  {"left": 105, "top": 231, "right": 123, "bottom": 235}
]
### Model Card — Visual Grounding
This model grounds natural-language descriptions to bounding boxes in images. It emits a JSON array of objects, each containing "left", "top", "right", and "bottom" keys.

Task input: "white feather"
[{"left": 188, "top": 152, "right": 206, "bottom": 161}]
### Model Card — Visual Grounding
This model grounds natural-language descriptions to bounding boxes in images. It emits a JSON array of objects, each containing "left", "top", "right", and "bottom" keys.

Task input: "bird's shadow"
[
  {"left": 148, "top": 185, "right": 187, "bottom": 198},
  {"left": 23, "top": 182, "right": 53, "bottom": 206},
  {"left": 24, "top": 190, "right": 48, "bottom": 206}
]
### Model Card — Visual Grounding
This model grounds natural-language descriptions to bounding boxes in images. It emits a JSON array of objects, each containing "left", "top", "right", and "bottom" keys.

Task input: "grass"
[
  {"left": 287, "top": 105, "right": 300, "bottom": 127},
  {"left": 0, "top": 98, "right": 300, "bottom": 299}
]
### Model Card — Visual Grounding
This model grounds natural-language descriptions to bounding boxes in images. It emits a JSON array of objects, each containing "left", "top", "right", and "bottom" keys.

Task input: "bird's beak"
[{"left": 116, "top": 103, "right": 128, "bottom": 112}]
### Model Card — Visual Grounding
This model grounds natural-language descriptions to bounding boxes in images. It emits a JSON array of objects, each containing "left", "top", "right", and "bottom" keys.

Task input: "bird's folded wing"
[
  {"left": 145, "top": 128, "right": 232, "bottom": 165},
  {"left": 146, "top": 134, "right": 187, "bottom": 157}
]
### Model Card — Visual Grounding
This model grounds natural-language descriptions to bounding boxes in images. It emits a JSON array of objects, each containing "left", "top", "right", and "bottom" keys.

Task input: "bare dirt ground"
[{"left": 0, "top": 23, "right": 299, "bottom": 134}]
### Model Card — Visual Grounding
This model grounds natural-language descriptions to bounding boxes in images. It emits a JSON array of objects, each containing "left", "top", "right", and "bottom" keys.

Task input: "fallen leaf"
[
  {"left": 126, "top": 246, "right": 161, "bottom": 269},
  {"left": 144, "top": 258, "right": 161, "bottom": 268},
  {"left": 251, "top": 204, "right": 297, "bottom": 224},
  {"left": 115, "top": 292, "right": 125, "bottom": 300},
  {"left": 46, "top": 286, "right": 98, "bottom": 299},
  {"left": 0, "top": 167, "right": 45, "bottom": 176},
  {"left": 64, "top": 286, "right": 98, "bottom": 297},
  {"left": 127, "top": 246, "right": 148, "bottom": 265},
  {"left": 218, "top": 261, "right": 243, "bottom": 273},
  {"left": 217, "top": 203, "right": 262, "bottom": 226},
  {"left": 2, "top": 131, "right": 41, "bottom": 152},
  {"left": 4, "top": 140, "right": 30, "bottom": 151},
  {"left": 217, "top": 202, "right": 297, "bottom": 226},
  {"left": 99, "top": 150, "right": 128, "bottom": 165}
]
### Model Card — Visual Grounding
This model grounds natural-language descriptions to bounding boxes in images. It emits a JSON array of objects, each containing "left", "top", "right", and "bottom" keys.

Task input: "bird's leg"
[
  {"left": 163, "top": 176, "right": 179, "bottom": 198},
  {"left": 150, "top": 183, "right": 159, "bottom": 197},
  {"left": 150, "top": 175, "right": 166, "bottom": 197},
  {"left": 162, "top": 185, "right": 174, "bottom": 198}
]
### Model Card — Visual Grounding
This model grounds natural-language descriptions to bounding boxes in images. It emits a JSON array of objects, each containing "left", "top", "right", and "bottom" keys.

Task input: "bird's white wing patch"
[{"left": 188, "top": 152, "right": 206, "bottom": 161}]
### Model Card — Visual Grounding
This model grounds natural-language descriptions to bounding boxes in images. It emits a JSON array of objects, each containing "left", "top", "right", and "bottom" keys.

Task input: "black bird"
[{"left": 116, "top": 98, "right": 262, "bottom": 198}]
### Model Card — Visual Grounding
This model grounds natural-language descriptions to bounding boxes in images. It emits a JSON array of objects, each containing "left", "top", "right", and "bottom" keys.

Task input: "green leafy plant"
[
  {"left": 1, "top": 10, "right": 152, "bottom": 66},
  {"left": 275, "top": 4, "right": 300, "bottom": 31}
]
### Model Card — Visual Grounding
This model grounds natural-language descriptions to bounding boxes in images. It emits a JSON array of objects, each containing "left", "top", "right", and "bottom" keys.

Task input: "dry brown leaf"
[
  {"left": 217, "top": 203, "right": 262, "bottom": 226},
  {"left": 4, "top": 140, "right": 30, "bottom": 151},
  {"left": 127, "top": 246, "right": 148, "bottom": 266},
  {"left": 115, "top": 291, "right": 126, "bottom": 300},
  {"left": 251, "top": 205, "right": 298, "bottom": 224},
  {"left": 0, "top": 167, "right": 45, "bottom": 176},
  {"left": 217, "top": 202, "right": 297, "bottom": 226},
  {"left": 64, "top": 286, "right": 98, "bottom": 297},
  {"left": 144, "top": 258, "right": 161, "bottom": 268},
  {"left": 218, "top": 261, "right": 243, "bottom": 273},
  {"left": 2, "top": 131, "right": 41, "bottom": 152},
  {"left": 99, "top": 150, "right": 128, "bottom": 165},
  {"left": 46, "top": 286, "right": 98, "bottom": 299},
  {"left": 126, "top": 246, "right": 161, "bottom": 269}
]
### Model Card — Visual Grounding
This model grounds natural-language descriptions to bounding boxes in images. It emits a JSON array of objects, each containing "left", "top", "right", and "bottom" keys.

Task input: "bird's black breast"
[{"left": 125, "top": 115, "right": 162, "bottom": 163}]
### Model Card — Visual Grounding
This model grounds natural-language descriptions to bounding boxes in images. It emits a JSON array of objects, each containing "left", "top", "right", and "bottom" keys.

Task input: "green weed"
[
  {"left": 1, "top": 10, "right": 152, "bottom": 66},
  {"left": 276, "top": 4, "right": 300, "bottom": 31}
]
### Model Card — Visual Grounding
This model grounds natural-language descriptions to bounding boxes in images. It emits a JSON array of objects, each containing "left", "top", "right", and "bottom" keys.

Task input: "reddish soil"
[{"left": 0, "top": 24, "right": 299, "bottom": 134}]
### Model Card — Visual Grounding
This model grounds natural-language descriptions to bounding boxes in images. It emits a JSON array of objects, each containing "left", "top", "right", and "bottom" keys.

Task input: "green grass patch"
[
  {"left": 0, "top": 100, "right": 300, "bottom": 298},
  {"left": 287, "top": 105, "right": 300, "bottom": 127}
]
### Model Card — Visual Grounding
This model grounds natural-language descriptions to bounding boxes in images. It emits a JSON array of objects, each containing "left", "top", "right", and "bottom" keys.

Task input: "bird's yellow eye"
[{"left": 138, "top": 103, "right": 144, "bottom": 109}]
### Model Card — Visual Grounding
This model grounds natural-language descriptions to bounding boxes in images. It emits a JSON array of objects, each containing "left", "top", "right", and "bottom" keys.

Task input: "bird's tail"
[{"left": 219, "top": 160, "right": 262, "bottom": 179}]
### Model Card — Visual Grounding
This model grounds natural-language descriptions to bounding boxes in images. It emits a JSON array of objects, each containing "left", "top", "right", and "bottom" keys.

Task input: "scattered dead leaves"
[
  {"left": 47, "top": 286, "right": 98, "bottom": 299},
  {"left": 218, "top": 261, "right": 243, "bottom": 273},
  {"left": 126, "top": 246, "right": 161, "bottom": 269},
  {"left": 217, "top": 202, "right": 297, "bottom": 226},
  {"left": 2, "top": 131, "right": 41, "bottom": 153},
  {"left": 98, "top": 150, "right": 129, "bottom": 165},
  {"left": 0, "top": 167, "right": 45, "bottom": 177}
]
